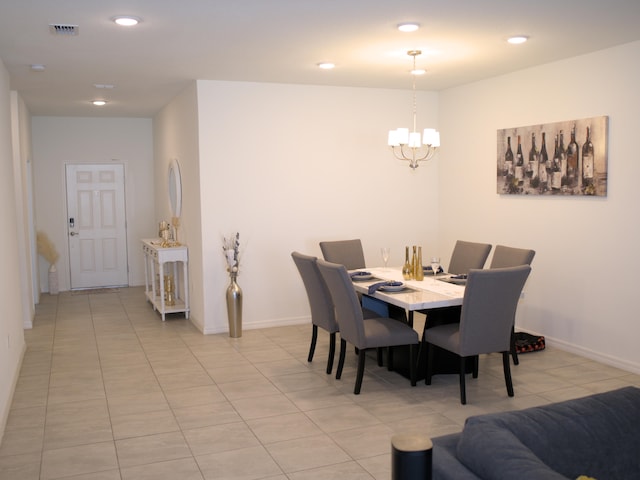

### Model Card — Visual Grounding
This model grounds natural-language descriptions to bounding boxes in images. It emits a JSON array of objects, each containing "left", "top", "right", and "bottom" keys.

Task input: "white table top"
[{"left": 350, "top": 267, "right": 465, "bottom": 311}]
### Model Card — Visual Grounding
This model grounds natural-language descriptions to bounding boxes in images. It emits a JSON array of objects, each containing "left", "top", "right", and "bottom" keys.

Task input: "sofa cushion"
[{"left": 456, "top": 387, "right": 640, "bottom": 480}]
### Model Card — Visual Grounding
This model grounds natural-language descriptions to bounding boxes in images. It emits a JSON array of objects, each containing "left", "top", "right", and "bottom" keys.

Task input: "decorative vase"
[
  {"left": 411, "top": 246, "right": 417, "bottom": 279},
  {"left": 48, "top": 264, "right": 59, "bottom": 295},
  {"left": 415, "top": 246, "right": 424, "bottom": 281},
  {"left": 226, "top": 272, "right": 243, "bottom": 338},
  {"left": 402, "top": 246, "right": 412, "bottom": 280}
]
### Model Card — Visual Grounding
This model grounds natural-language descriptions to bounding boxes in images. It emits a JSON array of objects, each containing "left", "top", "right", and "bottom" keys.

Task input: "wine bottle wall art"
[{"left": 497, "top": 116, "right": 608, "bottom": 196}]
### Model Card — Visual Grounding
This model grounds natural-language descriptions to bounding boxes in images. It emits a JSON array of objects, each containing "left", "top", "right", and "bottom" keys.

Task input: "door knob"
[{"left": 70, "top": 232, "right": 79, "bottom": 236}]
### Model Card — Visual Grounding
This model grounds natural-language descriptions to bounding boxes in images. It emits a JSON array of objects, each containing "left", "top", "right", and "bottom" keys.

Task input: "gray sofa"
[{"left": 432, "top": 386, "right": 640, "bottom": 480}]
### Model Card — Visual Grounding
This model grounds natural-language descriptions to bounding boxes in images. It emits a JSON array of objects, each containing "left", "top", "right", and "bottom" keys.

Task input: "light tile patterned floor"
[{"left": 1, "top": 287, "right": 639, "bottom": 479}]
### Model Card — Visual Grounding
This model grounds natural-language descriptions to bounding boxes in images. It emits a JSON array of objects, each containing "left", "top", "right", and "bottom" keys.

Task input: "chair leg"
[
  {"left": 387, "top": 347, "right": 394, "bottom": 371},
  {"left": 472, "top": 355, "right": 479, "bottom": 378},
  {"left": 409, "top": 344, "right": 417, "bottom": 386},
  {"left": 354, "top": 349, "right": 366, "bottom": 394},
  {"left": 459, "top": 356, "right": 467, "bottom": 405},
  {"left": 336, "top": 338, "right": 347, "bottom": 380},
  {"left": 308, "top": 325, "right": 318, "bottom": 362},
  {"left": 502, "top": 351, "right": 514, "bottom": 397},
  {"left": 377, "top": 348, "right": 384, "bottom": 367},
  {"left": 326, "top": 332, "right": 336, "bottom": 375},
  {"left": 510, "top": 326, "right": 519, "bottom": 365},
  {"left": 425, "top": 342, "right": 434, "bottom": 385}
]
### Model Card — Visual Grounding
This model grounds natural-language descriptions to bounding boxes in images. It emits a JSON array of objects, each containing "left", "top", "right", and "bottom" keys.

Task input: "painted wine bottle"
[
  {"left": 538, "top": 132, "right": 549, "bottom": 191},
  {"left": 582, "top": 126, "right": 594, "bottom": 188},
  {"left": 515, "top": 135, "right": 525, "bottom": 187},
  {"left": 566, "top": 124, "right": 579, "bottom": 189}
]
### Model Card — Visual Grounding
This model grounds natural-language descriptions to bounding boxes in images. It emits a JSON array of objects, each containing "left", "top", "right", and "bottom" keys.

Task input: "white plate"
[
  {"left": 379, "top": 282, "right": 405, "bottom": 292},
  {"left": 351, "top": 272, "right": 373, "bottom": 281}
]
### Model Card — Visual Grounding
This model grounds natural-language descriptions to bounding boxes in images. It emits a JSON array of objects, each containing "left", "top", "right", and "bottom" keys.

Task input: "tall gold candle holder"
[{"left": 164, "top": 274, "right": 175, "bottom": 306}]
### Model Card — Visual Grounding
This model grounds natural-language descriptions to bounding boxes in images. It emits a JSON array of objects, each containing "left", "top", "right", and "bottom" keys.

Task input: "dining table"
[
  {"left": 349, "top": 266, "right": 470, "bottom": 379},
  {"left": 349, "top": 267, "right": 466, "bottom": 327}
]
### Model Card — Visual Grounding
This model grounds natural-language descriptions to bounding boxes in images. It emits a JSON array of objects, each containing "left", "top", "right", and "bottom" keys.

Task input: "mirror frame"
[{"left": 168, "top": 158, "right": 182, "bottom": 219}]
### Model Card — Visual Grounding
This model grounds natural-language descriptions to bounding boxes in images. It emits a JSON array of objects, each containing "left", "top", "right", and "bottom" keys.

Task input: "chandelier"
[{"left": 388, "top": 50, "right": 440, "bottom": 170}]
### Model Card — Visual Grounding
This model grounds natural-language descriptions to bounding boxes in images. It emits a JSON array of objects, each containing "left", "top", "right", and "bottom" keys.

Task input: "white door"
[{"left": 66, "top": 164, "right": 129, "bottom": 289}]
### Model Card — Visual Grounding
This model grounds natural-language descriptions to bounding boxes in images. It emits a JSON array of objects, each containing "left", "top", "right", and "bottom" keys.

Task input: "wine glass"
[
  {"left": 381, "top": 247, "right": 390, "bottom": 268},
  {"left": 430, "top": 256, "right": 440, "bottom": 280}
]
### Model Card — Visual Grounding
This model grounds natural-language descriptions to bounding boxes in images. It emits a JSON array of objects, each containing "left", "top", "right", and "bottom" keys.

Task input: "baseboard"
[
  {"left": 202, "top": 316, "right": 309, "bottom": 335},
  {"left": 518, "top": 328, "right": 640, "bottom": 375},
  {"left": 0, "top": 342, "right": 27, "bottom": 446}
]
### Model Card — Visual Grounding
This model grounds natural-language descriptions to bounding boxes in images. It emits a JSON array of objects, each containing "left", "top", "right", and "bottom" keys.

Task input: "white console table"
[{"left": 142, "top": 239, "right": 189, "bottom": 321}]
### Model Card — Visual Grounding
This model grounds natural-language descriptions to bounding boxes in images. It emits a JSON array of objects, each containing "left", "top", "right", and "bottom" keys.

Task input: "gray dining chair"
[
  {"left": 317, "top": 259, "right": 419, "bottom": 394},
  {"left": 489, "top": 245, "right": 536, "bottom": 269},
  {"left": 291, "top": 252, "right": 380, "bottom": 374},
  {"left": 291, "top": 251, "right": 339, "bottom": 374},
  {"left": 419, "top": 240, "right": 492, "bottom": 333},
  {"left": 489, "top": 245, "right": 536, "bottom": 365},
  {"left": 424, "top": 265, "right": 531, "bottom": 404},
  {"left": 319, "top": 239, "right": 366, "bottom": 270},
  {"left": 319, "top": 238, "right": 408, "bottom": 324},
  {"left": 447, "top": 240, "right": 492, "bottom": 274}
]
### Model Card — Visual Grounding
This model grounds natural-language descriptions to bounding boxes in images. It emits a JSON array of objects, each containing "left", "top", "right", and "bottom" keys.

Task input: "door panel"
[{"left": 66, "top": 164, "right": 128, "bottom": 289}]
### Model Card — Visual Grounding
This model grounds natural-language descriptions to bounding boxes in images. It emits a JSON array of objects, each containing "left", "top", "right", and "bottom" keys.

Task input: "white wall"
[
  {"left": 439, "top": 40, "right": 640, "bottom": 372},
  {"left": 153, "top": 83, "right": 204, "bottom": 329},
  {"left": 195, "top": 80, "right": 440, "bottom": 333},
  {"left": 10, "top": 92, "right": 36, "bottom": 328},
  {"left": 0, "top": 59, "right": 27, "bottom": 445},
  {"left": 31, "top": 117, "right": 155, "bottom": 292}
]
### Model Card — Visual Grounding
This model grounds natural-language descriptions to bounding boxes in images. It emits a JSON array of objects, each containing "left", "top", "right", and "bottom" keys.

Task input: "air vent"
[{"left": 49, "top": 24, "right": 79, "bottom": 36}]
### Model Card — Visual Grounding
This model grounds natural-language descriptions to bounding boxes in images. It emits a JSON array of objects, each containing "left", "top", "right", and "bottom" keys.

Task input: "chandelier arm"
[
  {"left": 406, "top": 146, "right": 434, "bottom": 162},
  {"left": 391, "top": 145, "right": 437, "bottom": 163},
  {"left": 391, "top": 145, "right": 411, "bottom": 161},
  {"left": 391, "top": 147, "right": 404, "bottom": 161}
]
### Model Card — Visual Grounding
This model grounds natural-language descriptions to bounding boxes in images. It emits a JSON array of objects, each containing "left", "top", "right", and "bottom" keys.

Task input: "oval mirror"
[{"left": 168, "top": 158, "right": 182, "bottom": 219}]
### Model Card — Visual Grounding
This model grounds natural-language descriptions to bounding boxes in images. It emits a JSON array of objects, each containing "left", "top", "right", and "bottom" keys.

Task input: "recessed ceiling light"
[
  {"left": 112, "top": 16, "right": 141, "bottom": 26},
  {"left": 30, "top": 64, "right": 46, "bottom": 72},
  {"left": 317, "top": 62, "right": 335, "bottom": 70},
  {"left": 398, "top": 23, "right": 420, "bottom": 33},
  {"left": 507, "top": 35, "right": 529, "bottom": 45},
  {"left": 92, "top": 100, "right": 107, "bottom": 106}
]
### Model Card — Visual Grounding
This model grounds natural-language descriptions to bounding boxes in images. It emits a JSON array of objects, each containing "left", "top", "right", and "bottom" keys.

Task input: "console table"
[{"left": 142, "top": 239, "right": 189, "bottom": 320}]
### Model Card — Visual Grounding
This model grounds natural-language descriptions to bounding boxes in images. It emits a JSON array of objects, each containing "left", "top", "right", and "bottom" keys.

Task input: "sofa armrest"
[{"left": 432, "top": 434, "right": 482, "bottom": 480}]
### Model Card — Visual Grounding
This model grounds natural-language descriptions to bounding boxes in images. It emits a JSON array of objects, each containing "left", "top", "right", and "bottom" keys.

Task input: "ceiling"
[{"left": 2, "top": 0, "right": 640, "bottom": 117}]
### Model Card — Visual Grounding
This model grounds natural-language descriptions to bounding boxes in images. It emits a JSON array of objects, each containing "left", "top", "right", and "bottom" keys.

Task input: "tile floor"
[{"left": 1, "top": 287, "right": 639, "bottom": 479}]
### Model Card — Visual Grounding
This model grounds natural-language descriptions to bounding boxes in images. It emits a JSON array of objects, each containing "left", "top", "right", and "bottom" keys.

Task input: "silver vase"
[{"left": 226, "top": 272, "right": 243, "bottom": 337}]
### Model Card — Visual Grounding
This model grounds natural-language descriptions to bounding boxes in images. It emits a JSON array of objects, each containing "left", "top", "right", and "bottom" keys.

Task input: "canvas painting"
[{"left": 497, "top": 116, "right": 608, "bottom": 196}]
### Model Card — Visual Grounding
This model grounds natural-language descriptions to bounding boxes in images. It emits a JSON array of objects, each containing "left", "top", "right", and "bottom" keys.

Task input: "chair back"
[
  {"left": 319, "top": 239, "right": 366, "bottom": 270},
  {"left": 490, "top": 245, "right": 536, "bottom": 268},
  {"left": 316, "top": 259, "right": 365, "bottom": 347},
  {"left": 448, "top": 240, "right": 492, "bottom": 274},
  {"left": 291, "top": 252, "right": 337, "bottom": 333},
  {"left": 458, "top": 265, "right": 531, "bottom": 357}
]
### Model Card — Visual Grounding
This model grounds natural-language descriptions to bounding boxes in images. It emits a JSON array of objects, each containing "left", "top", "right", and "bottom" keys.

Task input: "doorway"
[{"left": 65, "top": 164, "right": 129, "bottom": 289}]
